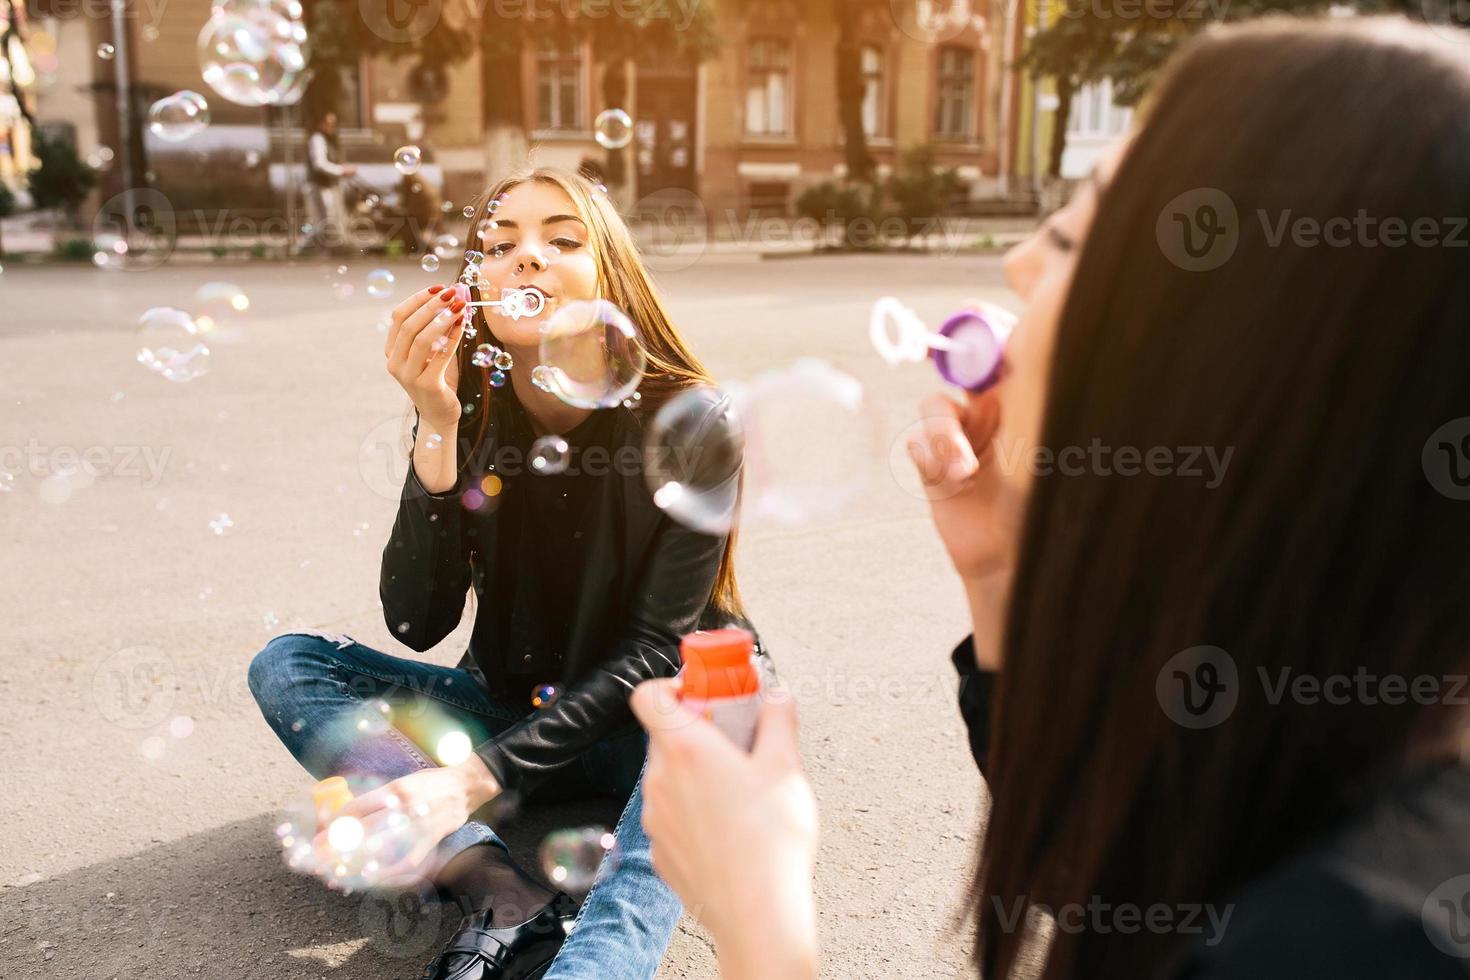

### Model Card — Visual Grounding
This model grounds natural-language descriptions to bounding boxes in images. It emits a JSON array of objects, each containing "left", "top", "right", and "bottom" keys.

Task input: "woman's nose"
[
  {"left": 515, "top": 247, "right": 548, "bottom": 275},
  {"left": 1003, "top": 234, "right": 1041, "bottom": 300}
]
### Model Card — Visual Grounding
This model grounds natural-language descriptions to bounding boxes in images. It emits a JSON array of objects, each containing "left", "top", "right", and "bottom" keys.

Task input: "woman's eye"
[
  {"left": 487, "top": 243, "right": 514, "bottom": 258},
  {"left": 1045, "top": 224, "right": 1076, "bottom": 253},
  {"left": 552, "top": 238, "right": 582, "bottom": 250}
]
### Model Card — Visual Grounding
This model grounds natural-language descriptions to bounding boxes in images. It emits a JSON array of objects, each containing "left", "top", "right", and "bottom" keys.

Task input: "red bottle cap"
[{"left": 680, "top": 628, "right": 758, "bottom": 701}]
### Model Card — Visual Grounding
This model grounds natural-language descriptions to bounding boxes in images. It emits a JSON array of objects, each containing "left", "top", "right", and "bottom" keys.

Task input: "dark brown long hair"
[{"left": 976, "top": 17, "right": 1470, "bottom": 978}]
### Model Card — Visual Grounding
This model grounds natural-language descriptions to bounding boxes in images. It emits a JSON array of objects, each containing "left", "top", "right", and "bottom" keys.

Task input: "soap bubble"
[
  {"left": 736, "top": 359, "right": 873, "bottom": 525},
  {"left": 196, "top": 3, "right": 308, "bottom": 107},
  {"left": 643, "top": 387, "right": 745, "bottom": 535},
  {"left": 277, "top": 775, "right": 418, "bottom": 892},
  {"left": 530, "top": 435, "right": 570, "bottom": 475},
  {"left": 366, "top": 268, "right": 395, "bottom": 299},
  {"left": 436, "top": 730, "right": 472, "bottom": 765},
  {"left": 208, "top": 513, "right": 235, "bottom": 535},
  {"left": 98, "top": 42, "right": 115, "bottom": 59},
  {"left": 531, "top": 684, "right": 559, "bottom": 709},
  {"left": 87, "top": 146, "right": 115, "bottom": 170},
  {"left": 432, "top": 234, "right": 460, "bottom": 259},
  {"left": 530, "top": 365, "right": 558, "bottom": 394},
  {"left": 462, "top": 205, "right": 475, "bottom": 218},
  {"left": 471, "top": 344, "right": 494, "bottom": 369},
  {"left": 539, "top": 827, "right": 617, "bottom": 895},
  {"left": 394, "top": 145, "right": 422, "bottom": 175},
  {"left": 420, "top": 254, "right": 440, "bottom": 272},
  {"left": 192, "top": 281, "right": 250, "bottom": 337},
  {"left": 538, "top": 300, "right": 647, "bottom": 410},
  {"left": 147, "top": 90, "right": 211, "bottom": 142},
  {"left": 594, "top": 108, "right": 633, "bottom": 150},
  {"left": 92, "top": 231, "right": 130, "bottom": 270},
  {"left": 136, "top": 307, "right": 211, "bottom": 383},
  {"left": 329, "top": 264, "right": 354, "bottom": 299}
]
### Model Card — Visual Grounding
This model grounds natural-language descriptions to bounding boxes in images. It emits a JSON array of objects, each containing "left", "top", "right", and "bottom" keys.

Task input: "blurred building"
[
  {"left": 1010, "top": 0, "right": 1133, "bottom": 194},
  {"left": 22, "top": 0, "right": 1043, "bottom": 227}
]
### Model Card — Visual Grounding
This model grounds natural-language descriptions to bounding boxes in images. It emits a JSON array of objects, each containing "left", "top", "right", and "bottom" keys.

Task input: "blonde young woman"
[{"left": 249, "top": 168, "right": 760, "bottom": 980}]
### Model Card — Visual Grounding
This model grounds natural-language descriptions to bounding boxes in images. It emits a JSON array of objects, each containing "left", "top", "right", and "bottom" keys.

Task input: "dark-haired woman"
[
  {"left": 628, "top": 17, "right": 1470, "bottom": 979},
  {"left": 249, "top": 168, "right": 760, "bottom": 980}
]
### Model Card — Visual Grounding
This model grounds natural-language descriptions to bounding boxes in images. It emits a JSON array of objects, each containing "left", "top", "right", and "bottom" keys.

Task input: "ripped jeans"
[{"left": 247, "top": 631, "right": 682, "bottom": 980}]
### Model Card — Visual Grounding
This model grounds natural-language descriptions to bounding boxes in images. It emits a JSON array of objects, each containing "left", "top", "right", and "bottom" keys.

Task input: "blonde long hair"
[{"left": 455, "top": 167, "right": 743, "bottom": 617}]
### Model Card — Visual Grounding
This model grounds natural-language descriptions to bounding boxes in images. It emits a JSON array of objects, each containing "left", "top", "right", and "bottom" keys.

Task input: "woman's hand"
[
  {"left": 631, "top": 679, "right": 820, "bottom": 980},
  {"left": 907, "top": 380, "right": 1012, "bottom": 671},
  {"left": 907, "top": 386, "right": 1005, "bottom": 582},
  {"left": 384, "top": 284, "right": 466, "bottom": 433},
  {"left": 313, "top": 756, "right": 500, "bottom": 885}
]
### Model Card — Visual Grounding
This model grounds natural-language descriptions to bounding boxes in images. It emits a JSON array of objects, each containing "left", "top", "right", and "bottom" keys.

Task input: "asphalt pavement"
[{"left": 0, "top": 251, "right": 1016, "bottom": 979}]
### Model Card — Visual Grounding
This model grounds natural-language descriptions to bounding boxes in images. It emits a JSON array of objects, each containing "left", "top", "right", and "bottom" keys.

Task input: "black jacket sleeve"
[
  {"left": 475, "top": 514, "right": 728, "bottom": 795},
  {"left": 379, "top": 451, "right": 473, "bottom": 653},
  {"left": 952, "top": 635, "right": 997, "bottom": 779}
]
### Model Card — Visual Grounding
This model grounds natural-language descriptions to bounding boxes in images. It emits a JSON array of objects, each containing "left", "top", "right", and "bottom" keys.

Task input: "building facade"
[{"left": 22, "top": 0, "right": 1034, "bottom": 223}]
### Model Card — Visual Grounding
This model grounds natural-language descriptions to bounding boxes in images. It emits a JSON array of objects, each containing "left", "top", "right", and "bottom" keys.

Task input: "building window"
[
  {"left": 537, "top": 39, "right": 583, "bottom": 131},
  {"left": 934, "top": 46, "right": 975, "bottom": 140},
  {"left": 745, "top": 38, "right": 791, "bottom": 137},
  {"left": 861, "top": 45, "right": 885, "bottom": 138},
  {"left": 334, "top": 63, "right": 366, "bottom": 130},
  {"left": 1066, "top": 78, "right": 1132, "bottom": 138}
]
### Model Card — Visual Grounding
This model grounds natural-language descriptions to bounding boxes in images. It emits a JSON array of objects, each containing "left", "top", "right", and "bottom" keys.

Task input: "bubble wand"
[
  {"left": 870, "top": 297, "right": 1017, "bottom": 393},
  {"left": 466, "top": 286, "right": 546, "bottom": 321}
]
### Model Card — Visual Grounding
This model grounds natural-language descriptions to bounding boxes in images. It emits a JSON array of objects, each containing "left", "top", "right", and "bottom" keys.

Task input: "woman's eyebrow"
[{"left": 490, "top": 214, "right": 588, "bottom": 230}]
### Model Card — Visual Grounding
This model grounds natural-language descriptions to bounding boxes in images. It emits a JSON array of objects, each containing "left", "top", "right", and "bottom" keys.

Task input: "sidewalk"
[{"left": 0, "top": 212, "right": 1038, "bottom": 264}]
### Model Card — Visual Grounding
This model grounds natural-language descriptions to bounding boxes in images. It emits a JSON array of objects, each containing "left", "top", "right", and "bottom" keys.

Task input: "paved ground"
[{"left": 0, "top": 251, "right": 1015, "bottom": 979}]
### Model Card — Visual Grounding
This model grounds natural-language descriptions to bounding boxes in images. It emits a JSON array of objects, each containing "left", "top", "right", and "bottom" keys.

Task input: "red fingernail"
[
  {"left": 450, "top": 300, "right": 466, "bottom": 314},
  {"left": 428, "top": 284, "right": 443, "bottom": 294}
]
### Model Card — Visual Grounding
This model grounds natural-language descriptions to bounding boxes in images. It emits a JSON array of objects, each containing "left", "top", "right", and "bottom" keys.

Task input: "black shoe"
[{"left": 421, "top": 893, "right": 577, "bottom": 980}]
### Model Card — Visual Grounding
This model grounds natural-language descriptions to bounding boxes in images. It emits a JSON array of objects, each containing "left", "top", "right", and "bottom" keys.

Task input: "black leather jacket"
[{"left": 380, "top": 387, "right": 759, "bottom": 795}]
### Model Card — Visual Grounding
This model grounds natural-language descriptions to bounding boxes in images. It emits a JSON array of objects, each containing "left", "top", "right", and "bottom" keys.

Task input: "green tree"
[
  {"left": 1022, "top": 0, "right": 1461, "bottom": 178},
  {"left": 28, "top": 133, "right": 97, "bottom": 223}
]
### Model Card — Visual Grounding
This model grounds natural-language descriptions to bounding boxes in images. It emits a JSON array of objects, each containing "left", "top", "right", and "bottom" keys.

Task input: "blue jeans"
[{"left": 247, "top": 631, "right": 682, "bottom": 980}]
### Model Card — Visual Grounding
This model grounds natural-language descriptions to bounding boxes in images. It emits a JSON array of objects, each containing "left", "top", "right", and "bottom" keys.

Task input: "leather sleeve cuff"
[{"left": 951, "top": 635, "right": 996, "bottom": 778}]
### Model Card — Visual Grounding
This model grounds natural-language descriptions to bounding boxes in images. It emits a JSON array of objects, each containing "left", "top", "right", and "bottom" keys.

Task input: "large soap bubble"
[
  {"left": 643, "top": 387, "right": 745, "bottom": 535},
  {"left": 136, "top": 308, "right": 211, "bottom": 383},
  {"left": 538, "top": 300, "right": 647, "bottom": 410},
  {"left": 196, "top": 0, "right": 308, "bottom": 107},
  {"left": 147, "top": 90, "right": 211, "bottom": 142}
]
